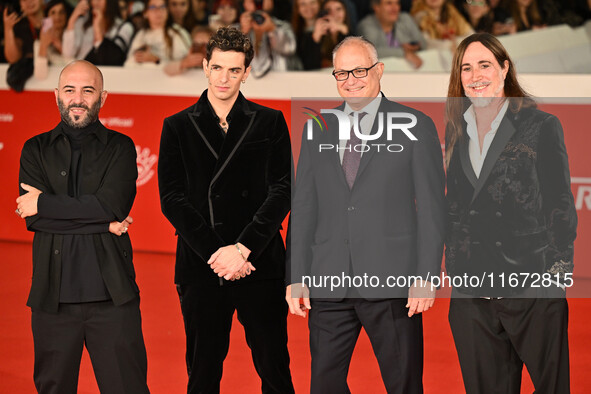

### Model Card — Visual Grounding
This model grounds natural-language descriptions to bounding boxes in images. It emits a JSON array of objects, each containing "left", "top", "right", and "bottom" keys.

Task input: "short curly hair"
[{"left": 206, "top": 27, "right": 255, "bottom": 68}]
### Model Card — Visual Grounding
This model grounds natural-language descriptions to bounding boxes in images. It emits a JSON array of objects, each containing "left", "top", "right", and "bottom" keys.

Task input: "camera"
[{"left": 251, "top": 10, "right": 265, "bottom": 25}]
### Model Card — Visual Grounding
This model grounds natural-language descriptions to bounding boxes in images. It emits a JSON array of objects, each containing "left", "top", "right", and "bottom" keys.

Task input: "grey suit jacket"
[{"left": 288, "top": 96, "right": 446, "bottom": 299}]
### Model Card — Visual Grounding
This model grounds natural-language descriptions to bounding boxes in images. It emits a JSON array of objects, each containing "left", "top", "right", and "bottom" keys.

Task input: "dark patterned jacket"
[{"left": 445, "top": 104, "right": 577, "bottom": 296}]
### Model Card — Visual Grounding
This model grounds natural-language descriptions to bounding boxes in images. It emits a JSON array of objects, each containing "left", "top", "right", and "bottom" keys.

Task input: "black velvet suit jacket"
[
  {"left": 288, "top": 96, "right": 446, "bottom": 298},
  {"left": 158, "top": 91, "right": 291, "bottom": 287},
  {"left": 445, "top": 103, "right": 578, "bottom": 296}
]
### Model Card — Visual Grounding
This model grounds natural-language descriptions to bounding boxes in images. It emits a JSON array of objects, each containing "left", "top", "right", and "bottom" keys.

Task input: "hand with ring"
[{"left": 109, "top": 216, "right": 133, "bottom": 236}]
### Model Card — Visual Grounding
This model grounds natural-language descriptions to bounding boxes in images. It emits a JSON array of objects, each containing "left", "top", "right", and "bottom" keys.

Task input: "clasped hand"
[{"left": 208, "top": 244, "right": 256, "bottom": 281}]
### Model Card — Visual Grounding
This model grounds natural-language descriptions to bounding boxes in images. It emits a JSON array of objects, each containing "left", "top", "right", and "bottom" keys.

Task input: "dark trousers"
[
  {"left": 309, "top": 298, "right": 424, "bottom": 394},
  {"left": 31, "top": 298, "right": 149, "bottom": 394},
  {"left": 177, "top": 279, "right": 294, "bottom": 394},
  {"left": 449, "top": 297, "right": 570, "bottom": 394}
]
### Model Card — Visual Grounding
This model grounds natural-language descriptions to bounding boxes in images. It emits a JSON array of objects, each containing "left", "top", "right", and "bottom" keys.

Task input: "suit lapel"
[
  {"left": 211, "top": 102, "right": 256, "bottom": 184},
  {"left": 355, "top": 97, "right": 387, "bottom": 184},
  {"left": 459, "top": 131, "right": 478, "bottom": 189},
  {"left": 325, "top": 103, "right": 349, "bottom": 189},
  {"left": 187, "top": 97, "right": 221, "bottom": 160},
  {"left": 471, "top": 114, "right": 516, "bottom": 203}
]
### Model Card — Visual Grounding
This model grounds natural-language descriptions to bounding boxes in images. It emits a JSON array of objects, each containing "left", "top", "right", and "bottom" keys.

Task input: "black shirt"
[
  {"left": 19, "top": 121, "right": 139, "bottom": 312},
  {"left": 34, "top": 121, "right": 112, "bottom": 302}
]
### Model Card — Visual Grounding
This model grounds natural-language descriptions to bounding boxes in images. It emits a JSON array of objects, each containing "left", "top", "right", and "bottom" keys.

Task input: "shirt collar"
[
  {"left": 463, "top": 99, "right": 509, "bottom": 141},
  {"left": 343, "top": 92, "right": 382, "bottom": 118},
  {"left": 203, "top": 89, "right": 248, "bottom": 123},
  {"left": 50, "top": 120, "right": 107, "bottom": 145}
]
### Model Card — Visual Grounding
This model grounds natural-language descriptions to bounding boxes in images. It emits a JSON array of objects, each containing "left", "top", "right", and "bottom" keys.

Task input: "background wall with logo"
[{"left": 1, "top": 67, "right": 589, "bottom": 281}]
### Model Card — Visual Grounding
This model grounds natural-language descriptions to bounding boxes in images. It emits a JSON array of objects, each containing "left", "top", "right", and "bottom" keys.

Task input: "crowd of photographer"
[{"left": 2, "top": 0, "right": 591, "bottom": 91}]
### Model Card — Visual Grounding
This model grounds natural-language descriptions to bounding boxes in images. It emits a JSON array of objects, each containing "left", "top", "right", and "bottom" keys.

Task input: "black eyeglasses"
[{"left": 332, "top": 63, "right": 379, "bottom": 81}]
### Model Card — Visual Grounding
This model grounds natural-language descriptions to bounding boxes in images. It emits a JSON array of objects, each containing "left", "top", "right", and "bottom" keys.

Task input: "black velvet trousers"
[{"left": 177, "top": 279, "right": 294, "bottom": 394}]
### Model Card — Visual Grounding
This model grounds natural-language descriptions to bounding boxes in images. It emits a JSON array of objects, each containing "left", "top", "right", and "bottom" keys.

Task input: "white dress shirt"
[{"left": 464, "top": 100, "right": 509, "bottom": 178}]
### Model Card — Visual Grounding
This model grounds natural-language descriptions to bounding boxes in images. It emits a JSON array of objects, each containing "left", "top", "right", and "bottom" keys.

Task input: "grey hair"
[{"left": 332, "top": 36, "right": 379, "bottom": 65}]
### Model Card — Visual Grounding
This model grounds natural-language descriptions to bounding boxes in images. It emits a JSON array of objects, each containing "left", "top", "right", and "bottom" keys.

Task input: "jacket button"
[
  {"left": 241, "top": 190, "right": 248, "bottom": 198},
  {"left": 495, "top": 211, "right": 502, "bottom": 218},
  {"left": 495, "top": 241, "right": 502, "bottom": 247},
  {"left": 469, "top": 210, "right": 477, "bottom": 216},
  {"left": 54, "top": 249, "right": 60, "bottom": 255},
  {"left": 60, "top": 170, "right": 67, "bottom": 176},
  {"left": 123, "top": 251, "right": 128, "bottom": 257}
]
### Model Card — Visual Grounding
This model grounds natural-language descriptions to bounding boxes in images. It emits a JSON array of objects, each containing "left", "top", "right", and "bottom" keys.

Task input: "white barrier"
[{"left": 2, "top": 22, "right": 591, "bottom": 99}]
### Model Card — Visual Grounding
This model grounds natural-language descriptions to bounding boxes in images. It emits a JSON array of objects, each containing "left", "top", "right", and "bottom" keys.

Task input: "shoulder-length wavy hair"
[{"left": 444, "top": 32, "right": 535, "bottom": 167}]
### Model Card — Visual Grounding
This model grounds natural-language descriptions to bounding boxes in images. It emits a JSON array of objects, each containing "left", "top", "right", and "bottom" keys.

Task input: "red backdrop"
[{"left": 1, "top": 91, "right": 589, "bottom": 281}]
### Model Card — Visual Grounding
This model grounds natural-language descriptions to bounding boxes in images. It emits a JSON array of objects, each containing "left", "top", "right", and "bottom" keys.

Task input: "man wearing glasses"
[{"left": 287, "top": 36, "right": 446, "bottom": 393}]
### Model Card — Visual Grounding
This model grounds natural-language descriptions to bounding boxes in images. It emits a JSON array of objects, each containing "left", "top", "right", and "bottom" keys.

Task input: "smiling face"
[
  {"left": 460, "top": 41, "right": 508, "bottom": 106},
  {"left": 333, "top": 41, "right": 383, "bottom": 109},
  {"left": 55, "top": 61, "right": 107, "bottom": 128},
  {"left": 203, "top": 48, "right": 251, "bottom": 103}
]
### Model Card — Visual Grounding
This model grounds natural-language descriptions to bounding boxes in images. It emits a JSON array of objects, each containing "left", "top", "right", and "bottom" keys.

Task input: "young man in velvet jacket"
[
  {"left": 158, "top": 27, "right": 294, "bottom": 394},
  {"left": 445, "top": 33, "right": 577, "bottom": 393}
]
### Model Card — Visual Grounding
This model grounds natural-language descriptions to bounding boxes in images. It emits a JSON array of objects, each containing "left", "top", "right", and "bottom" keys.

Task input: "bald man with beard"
[{"left": 16, "top": 60, "right": 150, "bottom": 394}]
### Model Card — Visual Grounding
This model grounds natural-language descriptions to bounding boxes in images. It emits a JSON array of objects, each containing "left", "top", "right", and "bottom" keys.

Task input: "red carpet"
[{"left": 1, "top": 241, "right": 589, "bottom": 393}]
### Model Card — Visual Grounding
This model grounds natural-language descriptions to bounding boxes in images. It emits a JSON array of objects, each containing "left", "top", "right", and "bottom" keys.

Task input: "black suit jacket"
[
  {"left": 19, "top": 122, "right": 139, "bottom": 313},
  {"left": 445, "top": 104, "right": 577, "bottom": 296},
  {"left": 288, "top": 96, "right": 446, "bottom": 298},
  {"left": 158, "top": 91, "right": 291, "bottom": 286}
]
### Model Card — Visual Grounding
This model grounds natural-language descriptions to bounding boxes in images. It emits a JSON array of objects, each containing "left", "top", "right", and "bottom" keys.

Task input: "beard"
[
  {"left": 466, "top": 70, "right": 505, "bottom": 108},
  {"left": 58, "top": 96, "right": 102, "bottom": 128},
  {"left": 468, "top": 95, "right": 495, "bottom": 108}
]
